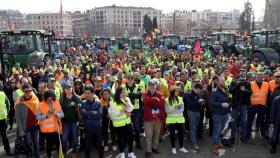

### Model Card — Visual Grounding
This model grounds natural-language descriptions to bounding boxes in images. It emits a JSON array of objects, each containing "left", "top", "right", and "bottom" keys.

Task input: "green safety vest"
[
  {"left": 225, "top": 76, "right": 233, "bottom": 98},
  {"left": 225, "top": 76, "right": 233, "bottom": 88},
  {"left": 110, "top": 101, "right": 131, "bottom": 127},
  {"left": 16, "top": 89, "right": 24, "bottom": 98},
  {"left": 197, "top": 68, "right": 209, "bottom": 79},
  {"left": 184, "top": 81, "right": 192, "bottom": 93},
  {"left": 0, "top": 92, "right": 8, "bottom": 120},
  {"left": 123, "top": 85, "right": 140, "bottom": 110},
  {"left": 139, "top": 80, "right": 146, "bottom": 92},
  {"left": 166, "top": 97, "right": 185, "bottom": 124}
]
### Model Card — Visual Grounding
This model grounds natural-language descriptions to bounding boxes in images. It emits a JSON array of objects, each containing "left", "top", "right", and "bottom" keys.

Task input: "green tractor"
[
  {"left": 209, "top": 32, "right": 240, "bottom": 56},
  {"left": 250, "top": 30, "right": 280, "bottom": 64},
  {"left": 94, "top": 37, "right": 111, "bottom": 51},
  {"left": 130, "top": 37, "right": 143, "bottom": 50},
  {"left": 0, "top": 29, "right": 50, "bottom": 75}
]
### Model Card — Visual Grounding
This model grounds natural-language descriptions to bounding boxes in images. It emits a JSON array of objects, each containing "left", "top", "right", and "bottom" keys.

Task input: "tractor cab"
[
  {"left": 181, "top": 36, "right": 196, "bottom": 49},
  {"left": 130, "top": 37, "right": 143, "bottom": 50},
  {"left": 209, "top": 32, "right": 238, "bottom": 55},
  {"left": 95, "top": 37, "right": 110, "bottom": 50},
  {"left": 162, "top": 35, "right": 181, "bottom": 50},
  {"left": 0, "top": 29, "right": 49, "bottom": 73},
  {"left": 114, "top": 37, "right": 128, "bottom": 49},
  {"left": 250, "top": 30, "right": 280, "bottom": 64}
]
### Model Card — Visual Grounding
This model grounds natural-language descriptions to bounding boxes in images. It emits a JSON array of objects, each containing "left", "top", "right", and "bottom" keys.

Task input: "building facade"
[
  {"left": 26, "top": 12, "right": 72, "bottom": 36},
  {"left": 71, "top": 10, "right": 91, "bottom": 36},
  {"left": 161, "top": 10, "right": 192, "bottom": 35},
  {"left": 0, "top": 10, "right": 25, "bottom": 30},
  {"left": 89, "top": 5, "right": 162, "bottom": 36},
  {"left": 264, "top": 0, "right": 280, "bottom": 30}
]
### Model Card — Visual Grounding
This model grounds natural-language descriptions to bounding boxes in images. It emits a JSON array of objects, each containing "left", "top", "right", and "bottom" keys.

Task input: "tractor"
[
  {"left": 94, "top": 37, "right": 111, "bottom": 51},
  {"left": 0, "top": 29, "right": 51, "bottom": 75},
  {"left": 161, "top": 34, "right": 186, "bottom": 52},
  {"left": 250, "top": 30, "right": 280, "bottom": 64},
  {"left": 130, "top": 37, "right": 143, "bottom": 50},
  {"left": 208, "top": 32, "right": 240, "bottom": 56}
]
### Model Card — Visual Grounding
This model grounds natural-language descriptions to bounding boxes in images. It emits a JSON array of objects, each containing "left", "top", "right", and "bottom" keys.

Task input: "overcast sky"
[{"left": 1, "top": 0, "right": 265, "bottom": 20}]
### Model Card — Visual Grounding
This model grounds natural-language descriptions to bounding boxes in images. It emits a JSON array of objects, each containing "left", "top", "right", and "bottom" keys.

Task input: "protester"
[
  {"left": 4, "top": 77, "right": 18, "bottom": 130},
  {"left": 100, "top": 88, "right": 117, "bottom": 152},
  {"left": 80, "top": 85, "right": 104, "bottom": 158},
  {"left": 123, "top": 72, "right": 143, "bottom": 149},
  {"left": 229, "top": 70, "right": 252, "bottom": 143},
  {"left": 108, "top": 86, "right": 136, "bottom": 158},
  {"left": 15, "top": 84, "right": 40, "bottom": 158},
  {"left": 246, "top": 72, "right": 269, "bottom": 141},
  {"left": 185, "top": 83, "right": 205, "bottom": 152},
  {"left": 209, "top": 76, "right": 231, "bottom": 155},
  {"left": 269, "top": 95, "right": 280, "bottom": 154},
  {"left": 60, "top": 82, "right": 82, "bottom": 157},
  {"left": 37, "top": 89, "right": 64, "bottom": 158},
  {"left": 0, "top": 86, "right": 13, "bottom": 156},
  {"left": 165, "top": 86, "right": 188, "bottom": 154},
  {"left": 143, "top": 79, "right": 165, "bottom": 158}
]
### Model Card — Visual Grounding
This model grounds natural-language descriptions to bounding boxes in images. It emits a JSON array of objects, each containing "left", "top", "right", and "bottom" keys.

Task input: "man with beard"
[{"left": 209, "top": 76, "right": 231, "bottom": 155}]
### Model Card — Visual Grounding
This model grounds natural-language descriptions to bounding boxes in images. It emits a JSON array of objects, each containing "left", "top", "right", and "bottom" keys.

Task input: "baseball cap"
[{"left": 48, "top": 77, "right": 56, "bottom": 82}]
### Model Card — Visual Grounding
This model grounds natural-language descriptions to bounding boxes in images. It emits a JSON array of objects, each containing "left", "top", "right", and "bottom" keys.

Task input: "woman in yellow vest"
[
  {"left": 36, "top": 89, "right": 64, "bottom": 158},
  {"left": 165, "top": 86, "right": 188, "bottom": 154},
  {"left": 108, "top": 87, "right": 136, "bottom": 158}
]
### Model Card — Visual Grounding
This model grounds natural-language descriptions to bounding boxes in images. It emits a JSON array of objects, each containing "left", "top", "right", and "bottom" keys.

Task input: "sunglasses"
[{"left": 276, "top": 76, "right": 280, "bottom": 78}]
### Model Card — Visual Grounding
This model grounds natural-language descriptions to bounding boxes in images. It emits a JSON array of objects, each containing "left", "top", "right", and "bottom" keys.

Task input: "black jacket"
[
  {"left": 229, "top": 79, "right": 252, "bottom": 108},
  {"left": 270, "top": 96, "right": 280, "bottom": 125},
  {"left": 184, "top": 90, "right": 202, "bottom": 112}
]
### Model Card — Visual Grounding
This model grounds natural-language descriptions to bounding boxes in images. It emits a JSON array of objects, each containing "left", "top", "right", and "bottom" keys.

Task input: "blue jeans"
[
  {"left": 25, "top": 125, "right": 40, "bottom": 158},
  {"left": 187, "top": 110, "right": 200, "bottom": 145},
  {"left": 231, "top": 105, "right": 247, "bottom": 139},
  {"left": 62, "top": 122, "right": 78, "bottom": 153},
  {"left": 212, "top": 114, "right": 228, "bottom": 145}
]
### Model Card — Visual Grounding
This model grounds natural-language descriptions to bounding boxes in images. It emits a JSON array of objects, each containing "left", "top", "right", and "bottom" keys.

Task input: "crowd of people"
[{"left": 0, "top": 45, "right": 280, "bottom": 158}]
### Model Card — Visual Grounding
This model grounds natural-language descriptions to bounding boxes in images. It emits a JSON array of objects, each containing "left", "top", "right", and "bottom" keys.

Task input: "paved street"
[{"left": 1, "top": 126, "right": 280, "bottom": 158}]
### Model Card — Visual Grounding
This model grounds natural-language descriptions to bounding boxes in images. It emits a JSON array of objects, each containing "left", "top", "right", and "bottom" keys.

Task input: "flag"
[
  {"left": 203, "top": 49, "right": 211, "bottom": 59},
  {"left": 127, "top": 44, "right": 133, "bottom": 53},
  {"left": 58, "top": 141, "right": 64, "bottom": 158},
  {"left": 112, "top": 44, "right": 119, "bottom": 53},
  {"left": 151, "top": 31, "right": 156, "bottom": 39},
  {"left": 124, "top": 30, "right": 129, "bottom": 38},
  {"left": 146, "top": 35, "right": 151, "bottom": 43},
  {"left": 143, "top": 50, "right": 148, "bottom": 60},
  {"left": 195, "top": 40, "right": 201, "bottom": 55}
]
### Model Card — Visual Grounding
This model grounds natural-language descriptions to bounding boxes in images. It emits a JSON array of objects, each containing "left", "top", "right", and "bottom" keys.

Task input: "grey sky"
[{"left": 1, "top": 0, "right": 265, "bottom": 20}]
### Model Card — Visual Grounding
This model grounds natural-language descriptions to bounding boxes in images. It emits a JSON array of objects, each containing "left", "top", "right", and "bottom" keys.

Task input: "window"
[
  {"left": 60, "top": 26, "right": 63, "bottom": 29},
  {"left": 38, "top": 16, "right": 40, "bottom": 19}
]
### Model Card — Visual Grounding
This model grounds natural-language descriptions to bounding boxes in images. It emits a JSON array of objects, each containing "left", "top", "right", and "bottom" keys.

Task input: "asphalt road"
[{"left": 1, "top": 126, "right": 280, "bottom": 158}]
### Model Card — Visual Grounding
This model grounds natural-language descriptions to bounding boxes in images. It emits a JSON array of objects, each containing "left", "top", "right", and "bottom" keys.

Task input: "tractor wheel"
[{"left": 251, "top": 51, "right": 267, "bottom": 63}]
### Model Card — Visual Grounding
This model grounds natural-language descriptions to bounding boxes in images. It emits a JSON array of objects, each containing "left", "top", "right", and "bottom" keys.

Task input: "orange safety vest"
[
  {"left": 250, "top": 81, "right": 269, "bottom": 106},
  {"left": 38, "top": 101, "right": 62, "bottom": 133},
  {"left": 269, "top": 80, "right": 276, "bottom": 93}
]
